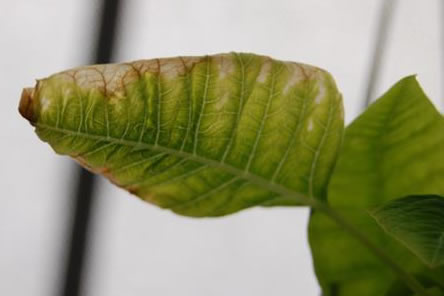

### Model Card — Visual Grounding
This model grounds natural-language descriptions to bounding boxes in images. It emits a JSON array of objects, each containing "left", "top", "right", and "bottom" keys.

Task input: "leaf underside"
[
  {"left": 20, "top": 52, "right": 344, "bottom": 217},
  {"left": 309, "top": 76, "right": 444, "bottom": 295},
  {"left": 371, "top": 195, "right": 444, "bottom": 268}
]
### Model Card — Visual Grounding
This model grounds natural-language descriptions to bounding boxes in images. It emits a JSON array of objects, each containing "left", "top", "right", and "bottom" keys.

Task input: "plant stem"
[{"left": 313, "top": 200, "right": 429, "bottom": 296}]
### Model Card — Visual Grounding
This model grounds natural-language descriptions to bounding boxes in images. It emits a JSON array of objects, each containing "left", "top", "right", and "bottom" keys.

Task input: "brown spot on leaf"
[
  {"left": 127, "top": 186, "right": 138, "bottom": 195},
  {"left": 100, "top": 167, "right": 120, "bottom": 185},
  {"left": 74, "top": 156, "right": 97, "bottom": 173},
  {"left": 140, "top": 191, "right": 157, "bottom": 204},
  {"left": 19, "top": 87, "right": 36, "bottom": 124}
]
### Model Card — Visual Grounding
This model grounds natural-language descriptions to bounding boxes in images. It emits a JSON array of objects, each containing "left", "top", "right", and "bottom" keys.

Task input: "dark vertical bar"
[
  {"left": 60, "top": 1, "right": 121, "bottom": 296},
  {"left": 363, "top": 0, "right": 397, "bottom": 108}
]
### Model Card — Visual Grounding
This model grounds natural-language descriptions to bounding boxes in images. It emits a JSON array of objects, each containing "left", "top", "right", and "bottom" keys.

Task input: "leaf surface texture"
[
  {"left": 20, "top": 53, "right": 344, "bottom": 216},
  {"left": 371, "top": 195, "right": 444, "bottom": 268},
  {"left": 309, "top": 76, "right": 444, "bottom": 295}
]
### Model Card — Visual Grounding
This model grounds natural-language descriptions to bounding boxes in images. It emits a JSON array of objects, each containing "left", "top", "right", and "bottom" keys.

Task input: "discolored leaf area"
[
  {"left": 19, "top": 53, "right": 343, "bottom": 217},
  {"left": 309, "top": 76, "right": 444, "bottom": 295},
  {"left": 371, "top": 195, "right": 444, "bottom": 268}
]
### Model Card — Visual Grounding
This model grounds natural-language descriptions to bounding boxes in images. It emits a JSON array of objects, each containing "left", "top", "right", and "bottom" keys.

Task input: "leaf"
[
  {"left": 308, "top": 76, "right": 444, "bottom": 295},
  {"left": 19, "top": 52, "right": 344, "bottom": 217},
  {"left": 415, "top": 287, "right": 444, "bottom": 296},
  {"left": 371, "top": 195, "right": 444, "bottom": 268},
  {"left": 386, "top": 274, "right": 444, "bottom": 296}
]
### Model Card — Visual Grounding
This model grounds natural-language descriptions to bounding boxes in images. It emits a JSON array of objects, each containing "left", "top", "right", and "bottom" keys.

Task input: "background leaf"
[
  {"left": 415, "top": 287, "right": 444, "bottom": 296},
  {"left": 371, "top": 195, "right": 444, "bottom": 268},
  {"left": 19, "top": 53, "right": 344, "bottom": 217},
  {"left": 308, "top": 76, "right": 444, "bottom": 295}
]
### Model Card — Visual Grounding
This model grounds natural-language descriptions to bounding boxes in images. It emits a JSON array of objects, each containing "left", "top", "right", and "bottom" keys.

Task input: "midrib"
[{"left": 37, "top": 123, "right": 313, "bottom": 206}]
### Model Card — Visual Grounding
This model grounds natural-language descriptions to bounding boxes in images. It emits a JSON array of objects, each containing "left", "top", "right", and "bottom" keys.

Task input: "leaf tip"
[
  {"left": 18, "top": 86, "right": 36, "bottom": 124},
  {"left": 401, "top": 74, "right": 418, "bottom": 81}
]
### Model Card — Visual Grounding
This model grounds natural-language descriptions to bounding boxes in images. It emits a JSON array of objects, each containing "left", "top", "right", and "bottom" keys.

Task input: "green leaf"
[
  {"left": 371, "top": 195, "right": 444, "bottom": 268},
  {"left": 386, "top": 274, "right": 444, "bottom": 296},
  {"left": 415, "top": 287, "right": 444, "bottom": 296},
  {"left": 19, "top": 52, "right": 344, "bottom": 217},
  {"left": 309, "top": 76, "right": 444, "bottom": 295}
]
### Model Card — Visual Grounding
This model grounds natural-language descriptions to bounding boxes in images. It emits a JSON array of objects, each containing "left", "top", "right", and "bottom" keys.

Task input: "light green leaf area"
[
  {"left": 19, "top": 52, "right": 343, "bottom": 217},
  {"left": 309, "top": 76, "right": 444, "bottom": 295},
  {"left": 371, "top": 195, "right": 444, "bottom": 268}
]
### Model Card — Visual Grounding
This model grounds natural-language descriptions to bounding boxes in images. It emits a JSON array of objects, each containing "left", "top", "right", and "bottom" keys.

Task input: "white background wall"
[{"left": 1, "top": 1, "right": 442, "bottom": 295}]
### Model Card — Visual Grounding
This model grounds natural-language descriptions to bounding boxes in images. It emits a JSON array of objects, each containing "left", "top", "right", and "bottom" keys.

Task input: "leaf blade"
[
  {"left": 371, "top": 195, "right": 444, "bottom": 268},
  {"left": 309, "top": 76, "right": 444, "bottom": 295},
  {"left": 20, "top": 52, "right": 344, "bottom": 216}
]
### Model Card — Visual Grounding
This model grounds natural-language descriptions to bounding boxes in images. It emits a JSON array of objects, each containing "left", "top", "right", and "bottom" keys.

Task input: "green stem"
[{"left": 313, "top": 200, "right": 429, "bottom": 296}]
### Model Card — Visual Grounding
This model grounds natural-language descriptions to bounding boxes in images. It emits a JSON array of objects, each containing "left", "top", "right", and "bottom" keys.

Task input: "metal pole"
[
  {"left": 60, "top": 1, "right": 122, "bottom": 295},
  {"left": 363, "top": 0, "right": 397, "bottom": 108}
]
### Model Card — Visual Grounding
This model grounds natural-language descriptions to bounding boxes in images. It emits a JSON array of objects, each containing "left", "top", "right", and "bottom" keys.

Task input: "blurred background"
[{"left": 1, "top": 0, "right": 443, "bottom": 295}]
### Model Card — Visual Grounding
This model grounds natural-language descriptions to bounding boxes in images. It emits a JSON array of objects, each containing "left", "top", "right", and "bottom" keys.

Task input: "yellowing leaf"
[{"left": 19, "top": 53, "right": 344, "bottom": 216}]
